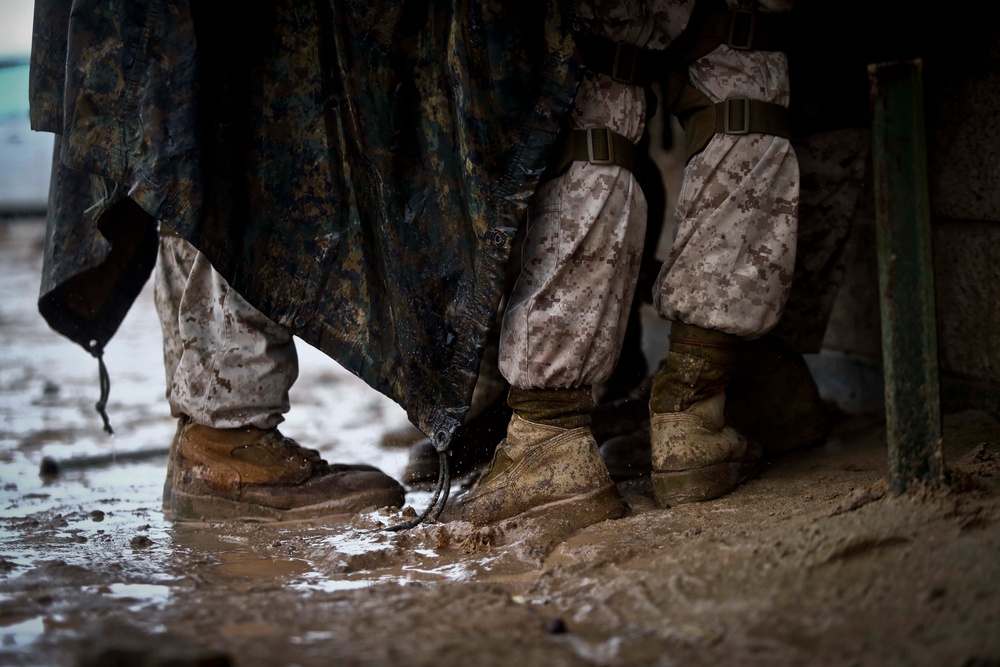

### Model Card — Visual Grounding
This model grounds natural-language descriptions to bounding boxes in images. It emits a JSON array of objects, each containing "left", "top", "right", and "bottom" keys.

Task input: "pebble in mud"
[
  {"left": 545, "top": 618, "right": 568, "bottom": 635},
  {"left": 130, "top": 535, "right": 153, "bottom": 549},
  {"left": 39, "top": 456, "right": 60, "bottom": 476}
]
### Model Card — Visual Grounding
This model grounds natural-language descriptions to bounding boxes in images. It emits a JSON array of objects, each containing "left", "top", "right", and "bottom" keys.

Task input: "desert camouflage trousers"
[
  {"left": 654, "top": 42, "right": 798, "bottom": 337},
  {"left": 501, "top": 7, "right": 798, "bottom": 388},
  {"left": 154, "top": 234, "right": 298, "bottom": 429},
  {"left": 772, "top": 127, "right": 871, "bottom": 353},
  {"left": 499, "top": 73, "right": 648, "bottom": 389}
]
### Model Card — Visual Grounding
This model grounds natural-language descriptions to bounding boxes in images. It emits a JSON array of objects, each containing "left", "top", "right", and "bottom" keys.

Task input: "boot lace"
[{"left": 259, "top": 430, "right": 328, "bottom": 472}]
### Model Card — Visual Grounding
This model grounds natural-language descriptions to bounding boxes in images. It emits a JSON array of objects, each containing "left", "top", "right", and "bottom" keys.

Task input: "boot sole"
[
  {"left": 652, "top": 462, "right": 744, "bottom": 508},
  {"left": 170, "top": 487, "right": 404, "bottom": 524},
  {"left": 521, "top": 484, "right": 626, "bottom": 528},
  {"left": 471, "top": 483, "right": 626, "bottom": 531}
]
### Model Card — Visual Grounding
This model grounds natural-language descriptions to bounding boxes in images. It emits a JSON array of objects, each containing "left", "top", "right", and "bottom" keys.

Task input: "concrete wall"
[
  {"left": 641, "top": 4, "right": 1000, "bottom": 419},
  {"left": 821, "top": 5, "right": 1000, "bottom": 418}
]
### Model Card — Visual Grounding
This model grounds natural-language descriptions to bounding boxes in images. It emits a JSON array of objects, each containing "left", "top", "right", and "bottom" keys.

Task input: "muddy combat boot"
[
  {"left": 170, "top": 423, "right": 405, "bottom": 522},
  {"left": 599, "top": 337, "right": 834, "bottom": 480},
  {"left": 446, "top": 387, "right": 624, "bottom": 528},
  {"left": 405, "top": 372, "right": 652, "bottom": 489},
  {"left": 726, "top": 335, "right": 835, "bottom": 456},
  {"left": 649, "top": 323, "right": 761, "bottom": 508},
  {"left": 160, "top": 416, "right": 189, "bottom": 517}
]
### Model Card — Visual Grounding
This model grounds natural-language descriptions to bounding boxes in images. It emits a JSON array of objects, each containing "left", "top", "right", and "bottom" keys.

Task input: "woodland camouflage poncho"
[{"left": 30, "top": 0, "right": 584, "bottom": 445}]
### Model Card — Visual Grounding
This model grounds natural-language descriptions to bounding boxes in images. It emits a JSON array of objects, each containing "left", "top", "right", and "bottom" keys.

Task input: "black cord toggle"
[
  {"left": 386, "top": 429, "right": 452, "bottom": 532},
  {"left": 89, "top": 341, "right": 114, "bottom": 435}
]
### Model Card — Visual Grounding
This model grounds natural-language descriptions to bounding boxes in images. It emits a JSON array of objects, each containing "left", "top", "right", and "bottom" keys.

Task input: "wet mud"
[{"left": 2, "top": 220, "right": 1000, "bottom": 667}]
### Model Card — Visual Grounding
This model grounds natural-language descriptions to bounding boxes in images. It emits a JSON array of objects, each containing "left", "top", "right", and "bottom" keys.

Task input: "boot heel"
[
  {"left": 652, "top": 462, "right": 742, "bottom": 508},
  {"left": 170, "top": 489, "right": 279, "bottom": 523}
]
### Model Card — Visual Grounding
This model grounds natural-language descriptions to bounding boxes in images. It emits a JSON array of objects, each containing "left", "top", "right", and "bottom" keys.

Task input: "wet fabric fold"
[{"left": 30, "top": 0, "right": 584, "bottom": 441}]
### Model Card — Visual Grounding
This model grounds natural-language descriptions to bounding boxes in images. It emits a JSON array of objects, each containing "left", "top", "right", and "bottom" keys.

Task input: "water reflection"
[{"left": 0, "top": 615, "right": 44, "bottom": 647}]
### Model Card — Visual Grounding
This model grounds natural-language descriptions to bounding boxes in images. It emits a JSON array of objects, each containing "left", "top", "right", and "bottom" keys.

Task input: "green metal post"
[{"left": 868, "top": 59, "right": 944, "bottom": 493}]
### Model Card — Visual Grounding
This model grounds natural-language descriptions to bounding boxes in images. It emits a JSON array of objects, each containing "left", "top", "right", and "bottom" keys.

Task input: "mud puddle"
[
  {"left": 4, "top": 220, "right": 1000, "bottom": 666},
  {"left": 2, "top": 410, "right": 1000, "bottom": 667}
]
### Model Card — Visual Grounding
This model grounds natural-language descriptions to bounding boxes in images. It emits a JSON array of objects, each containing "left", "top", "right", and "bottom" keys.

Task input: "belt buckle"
[
  {"left": 611, "top": 43, "right": 638, "bottom": 84},
  {"left": 727, "top": 9, "right": 756, "bottom": 50},
  {"left": 723, "top": 98, "right": 750, "bottom": 135},
  {"left": 586, "top": 127, "right": 614, "bottom": 165}
]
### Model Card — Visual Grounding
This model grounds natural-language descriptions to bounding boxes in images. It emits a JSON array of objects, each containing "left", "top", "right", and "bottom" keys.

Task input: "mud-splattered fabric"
[
  {"left": 499, "top": 0, "right": 688, "bottom": 391},
  {"left": 502, "top": 0, "right": 799, "bottom": 390},
  {"left": 31, "top": 0, "right": 583, "bottom": 442},
  {"left": 500, "top": 73, "right": 648, "bottom": 389},
  {"left": 654, "top": 8, "right": 798, "bottom": 338},
  {"left": 155, "top": 235, "right": 297, "bottom": 430}
]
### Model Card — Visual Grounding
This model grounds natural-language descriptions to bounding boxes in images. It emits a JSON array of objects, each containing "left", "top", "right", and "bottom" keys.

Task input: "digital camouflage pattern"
[
  {"left": 576, "top": 0, "right": 694, "bottom": 47},
  {"left": 31, "top": 0, "right": 585, "bottom": 443},
  {"left": 501, "top": 0, "right": 800, "bottom": 399},
  {"left": 569, "top": 0, "right": 800, "bottom": 340},
  {"left": 499, "top": 71, "right": 647, "bottom": 389},
  {"left": 155, "top": 234, "right": 298, "bottom": 430},
  {"left": 655, "top": 37, "right": 798, "bottom": 338}
]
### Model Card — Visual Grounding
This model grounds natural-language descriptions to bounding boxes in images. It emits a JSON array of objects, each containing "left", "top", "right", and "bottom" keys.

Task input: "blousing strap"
[
  {"left": 575, "top": 38, "right": 656, "bottom": 86},
  {"left": 545, "top": 126, "right": 638, "bottom": 179},
  {"left": 546, "top": 2, "right": 795, "bottom": 174},
  {"left": 714, "top": 97, "right": 791, "bottom": 138},
  {"left": 666, "top": 0, "right": 793, "bottom": 160}
]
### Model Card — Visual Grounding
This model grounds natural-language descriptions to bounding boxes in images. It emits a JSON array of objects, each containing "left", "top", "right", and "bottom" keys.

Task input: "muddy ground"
[{"left": 1, "top": 218, "right": 999, "bottom": 667}]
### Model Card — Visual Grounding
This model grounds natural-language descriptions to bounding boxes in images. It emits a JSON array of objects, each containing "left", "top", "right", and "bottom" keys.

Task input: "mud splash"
[{"left": 3, "top": 221, "right": 1000, "bottom": 666}]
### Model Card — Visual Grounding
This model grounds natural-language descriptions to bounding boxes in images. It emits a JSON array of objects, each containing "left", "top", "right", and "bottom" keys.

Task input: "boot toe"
[
  {"left": 169, "top": 424, "right": 405, "bottom": 523},
  {"left": 447, "top": 420, "right": 624, "bottom": 530}
]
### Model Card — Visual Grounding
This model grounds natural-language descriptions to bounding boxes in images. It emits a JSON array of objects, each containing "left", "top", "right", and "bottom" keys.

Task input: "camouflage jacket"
[{"left": 30, "top": 0, "right": 584, "bottom": 443}]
